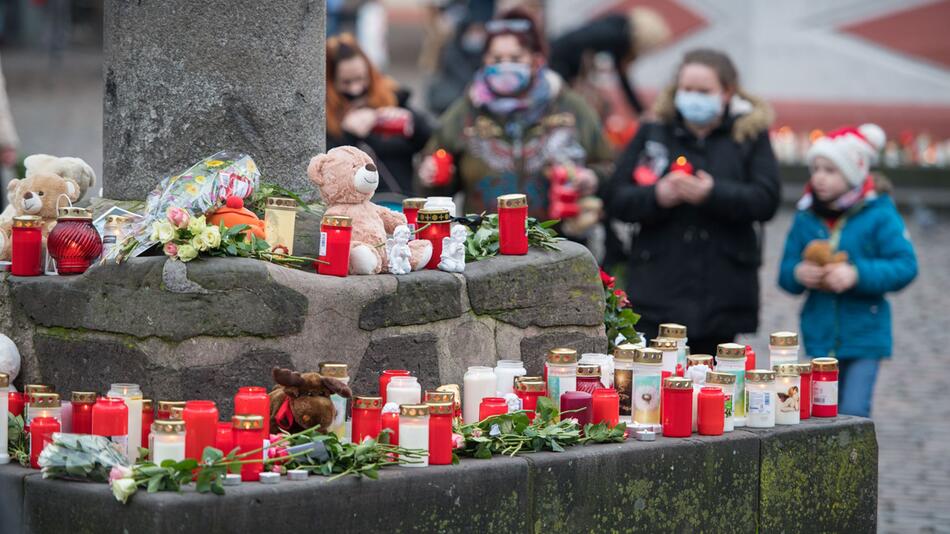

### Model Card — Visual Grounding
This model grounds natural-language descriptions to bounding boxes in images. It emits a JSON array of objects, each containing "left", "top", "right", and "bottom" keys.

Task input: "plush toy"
[
  {"left": 269, "top": 367, "right": 352, "bottom": 433},
  {"left": 802, "top": 240, "right": 849, "bottom": 266},
  {"left": 308, "top": 146, "right": 432, "bottom": 274},
  {"left": 0, "top": 154, "right": 97, "bottom": 221},
  {"left": 0, "top": 172, "right": 82, "bottom": 260}
]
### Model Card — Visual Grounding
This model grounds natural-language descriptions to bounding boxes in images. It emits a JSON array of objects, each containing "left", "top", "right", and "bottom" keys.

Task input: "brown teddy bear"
[
  {"left": 269, "top": 367, "right": 353, "bottom": 434},
  {"left": 308, "top": 146, "right": 432, "bottom": 274},
  {"left": 802, "top": 240, "right": 849, "bottom": 266},
  {"left": 0, "top": 172, "right": 82, "bottom": 260},
  {"left": 0, "top": 154, "right": 97, "bottom": 221}
]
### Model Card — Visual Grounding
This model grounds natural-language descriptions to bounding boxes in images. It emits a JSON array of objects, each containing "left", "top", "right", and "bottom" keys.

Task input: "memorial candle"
[
  {"left": 379, "top": 370, "right": 411, "bottom": 406},
  {"left": 686, "top": 354, "right": 714, "bottom": 370},
  {"left": 494, "top": 360, "right": 526, "bottom": 396},
  {"left": 769, "top": 331, "right": 800, "bottom": 369},
  {"left": 29, "top": 416, "right": 59, "bottom": 469},
  {"left": 773, "top": 364, "right": 801, "bottom": 425},
  {"left": 234, "top": 386, "right": 271, "bottom": 438},
  {"left": 650, "top": 338, "right": 679, "bottom": 374},
  {"left": 71, "top": 392, "right": 96, "bottom": 434},
  {"left": 398, "top": 405, "right": 430, "bottom": 467},
  {"left": 661, "top": 377, "right": 693, "bottom": 438},
  {"left": 658, "top": 323, "right": 688, "bottom": 370},
  {"left": 317, "top": 215, "right": 353, "bottom": 276},
  {"left": 417, "top": 208, "right": 452, "bottom": 270},
  {"left": 705, "top": 372, "right": 736, "bottom": 432},
  {"left": 402, "top": 198, "right": 427, "bottom": 236},
  {"left": 10, "top": 215, "right": 43, "bottom": 276},
  {"left": 546, "top": 348, "right": 578, "bottom": 404},
  {"left": 381, "top": 407, "right": 400, "bottom": 446},
  {"left": 157, "top": 401, "right": 185, "bottom": 420},
  {"left": 92, "top": 397, "right": 128, "bottom": 455},
  {"left": 319, "top": 363, "right": 350, "bottom": 440},
  {"left": 794, "top": 363, "right": 813, "bottom": 420},
  {"left": 352, "top": 396, "right": 382, "bottom": 444},
  {"left": 811, "top": 358, "right": 839, "bottom": 418},
  {"left": 497, "top": 194, "right": 528, "bottom": 255},
  {"left": 23, "top": 384, "right": 52, "bottom": 424},
  {"left": 426, "top": 401, "right": 453, "bottom": 465},
  {"left": 108, "top": 383, "right": 143, "bottom": 463},
  {"left": 632, "top": 348, "right": 663, "bottom": 425},
  {"left": 233, "top": 415, "right": 265, "bottom": 481},
  {"left": 671, "top": 156, "right": 693, "bottom": 175},
  {"left": 8, "top": 391, "right": 24, "bottom": 418},
  {"left": 560, "top": 391, "right": 593, "bottom": 427},
  {"left": 697, "top": 387, "right": 725, "bottom": 436},
  {"left": 591, "top": 388, "right": 619, "bottom": 428},
  {"left": 463, "top": 366, "right": 496, "bottom": 424},
  {"left": 263, "top": 197, "right": 298, "bottom": 255},
  {"left": 716, "top": 343, "right": 748, "bottom": 427},
  {"left": 0, "top": 373, "right": 8, "bottom": 464},
  {"left": 183, "top": 401, "right": 219, "bottom": 461},
  {"left": 150, "top": 419, "right": 186, "bottom": 465},
  {"left": 478, "top": 397, "right": 507, "bottom": 421},
  {"left": 215, "top": 422, "right": 235, "bottom": 454},
  {"left": 745, "top": 370, "right": 777, "bottom": 428},
  {"left": 46, "top": 206, "right": 102, "bottom": 275},
  {"left": 141, "top": 399, "right": 154, "bottom": 447},
  {"left": 612, "top": 344, "right": 637, "bottom": 423},
  {"left": 515, "top": 380, "right": 545, "bottom": 420},
  {"left": 575, "top": 364, "right": 604, "bottom": 395},
  {"left": 387, "top": 376, "right": 422, "bottom": 406},
  {"left": 28, "top": 393, "right": 62, "bottom": 426}
]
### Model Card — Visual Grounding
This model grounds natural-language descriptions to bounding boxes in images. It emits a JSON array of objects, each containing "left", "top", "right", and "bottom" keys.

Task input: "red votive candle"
[
  {"left": 478, "top": 397, "right": 508, "bottom": 421},
  {"left": 70, "top": 392, "right": 96, "bottom": 434},
  {"left": 417, "top": 208, "right": 452, "bottom": 269},
  {"left": 796, "top": 363, "right": 813, "bottom": 420},
  {"left": 402, "top": 198, "right": 427, "bottom": 236},
  {"left": 215, "top": 421, "right": 235, "bottom": 454},
  {"left": 352, "top": 396, "right": 382, "bottom": 444},
  {"left": 29, "top": 416, "right": 60, "bottom": 469},
  {"left": 426, "top": 401, "right": 454, "bottom": 465},
  {"left": 661, "top": 377, "right": 693, "bottom": 438},
  {"left": 745, "top": 345, "right": 756, "bottom": 371},
  {"left": 381, "top": 411, "right": 400, "bottom": 446},
  {"left": 431, "top": 149, "right": 454, "bottom": 187},
  {"left": 232, "top": 415, "right": 265, "bottom": 481},
  {"left": 8, "top": 391, "right": 25, "bottom": 418},
  {"left": 234, "top": 386, "right": 270, "bottom": 438},
  {"left": 157, "top": 400, "right": 185, "bottom": 421},
  {"left": 592, "top": 388, "right": 620, "bottom": 428},
  {"left": 515, "top": 380, "right": 545, "bottom": 421},
  {"left": 697, "top": 387, "right": 725, "bottom": 436},
  {"left": 10, "top": 215, "right": 43, "bottom": 276},
  {"left": 811, "top": 358, "right": 838, "bottom": 417},
  {"left": 92, "top": 397, "right": 129, "bottom": 452},
  {"left": 379, "top": 370, "right": 410, "bottom": 405},
  {"left": 560, "top": 391, "right": 593, "bottom": 428},
  {"left": 141, "top": 399, "right": 154, "bottom": 448},
  {"left": 497, "top": 194, "right": 528, "bottom": 255},
  {"left": 317, "top": 215, "right": 353, "bottom": 276},
  {"left": 671, "top": 156, "right": 693, "bottom": 175},
  {"left": 46, "top": 207, "right": 102, "bottom": 275},
  {"left": 576, "top": 364, "right": 604, "bottom": 395},
  {"left": 183, "top": 400, "right": 219, "bottom": 461}
]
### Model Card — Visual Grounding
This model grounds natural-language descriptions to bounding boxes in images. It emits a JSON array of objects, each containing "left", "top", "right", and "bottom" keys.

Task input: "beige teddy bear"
[
  {"left": 308, "top": 146, "right": 432, "bottom": 274},
  {"left": 0, "top": 172, "right": 81, "bottom": 260},
  {"left": 1, "top": 154, "right": 96, "bottom": 221}
]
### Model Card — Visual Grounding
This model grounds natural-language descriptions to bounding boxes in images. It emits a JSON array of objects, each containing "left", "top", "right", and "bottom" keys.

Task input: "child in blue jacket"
[{"left": 779, "top": 124, "right": 917, "bottom": 417}]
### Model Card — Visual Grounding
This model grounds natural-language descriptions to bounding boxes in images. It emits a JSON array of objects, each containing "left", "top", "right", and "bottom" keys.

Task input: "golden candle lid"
[
  {"left": 425, "top": 401, "right": 453, "bottom": 415},
  {"left": 613, "top": 343, "right": 639, "bottom": 362},
  {"left": 321, "top": 215, "right": 352, "bottom": 228},
  {"left": 663, "top": 377, "right": 692, "bottom": 389},
  {"left": 424, "top": 390, "right": 454, "bottom": 403},
  {"left": 169, "top": 406, "right": 185, "bottom": 420},
  {"left": 773, "top": 364, "right": 801, "bottom": 376},
  {"left": 417, "top": 208, "right": 451, "bottom": 223},
  {"left": 232, "top": 414, "right": 264, "bottom": 430},
  {"left": 746, "top": 370, "right": 776, "bottom": 383},
  {"left": 399, "top": 404, "right": 430, "bottom": 417},
  {"left": 319, "top": 362, "right": 348, "bottom": 379},
  {"left": 515, "top": 376, "right": 541, "bottom": 385},
  {"left": 354, "top": 396, "right": 383, "bottom": 410},
  {"left": 152, "top": 419, "right": 185, "bottom": 433},
  {"left": 634, "top": 347, "right": 663, "bottom": 365},
  {"left": 706, "top": 371, "right": 736, "bottom": 385},
  {"left": 515, "top": 380, "right": 545, "bottom": 393},
  {"left": 770, "top": 331, "right": 799, "bottom": 347},
  {"left": 402, "top": 197, "right": 428, "bottom": 209},
  {"left": 811, "top": 358, "right": 838, "bottom": 372},
  {"left": 716, "top": 343, "right": 746, "bottom": 360},
  {"left": 650, "top": 338, "right": 678, "bottom": 351},
  {"left": 577, "top": 364, "right": 600, "bottom": 377},
  {"left": 658, "top": 323, "right": 687, "bottom": 339},
  {"left": 0, "top": 372, "right": 7, "bottom": 388},
  {"left": 792, "top": 362, "right": 812, "bottom": 374},
  {"left": 57, "top": 206, "right": 92, "bottom": 220},
  {"left": 12, "top": 215, "right": 43, "bottom": 228},
  {"left": 31, "top": 392, "right": 61, "bottom": 408},
  {"left": 25, "top": 384, "right": 53, "bottom": 395},
  {"left": 497, "top": 194, "right": 527, "bottom": 209},
  {"left": 547, "top": 348, "right": 578, "bottom": 364},
  {"left": 687, "top": 354, "right": 714, "bottom": 367},
  {"left": 142, "top": 399, "right": 153, "bottom": 411},
  {"left": 158, "top": 400, "right": 186, "bottom": 412},
  {"left": 104, "top": 215, "right": 131, "bottom": 226},
  {"left": 265, "top": 197, "right": 298, "bottom": 210},
  {"left": 71, "top": 391, "right": 97, "bottom": 403}
]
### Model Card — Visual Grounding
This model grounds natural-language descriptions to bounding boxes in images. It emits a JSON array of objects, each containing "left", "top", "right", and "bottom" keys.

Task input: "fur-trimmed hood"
[{"left": 653, "top": 85, "right": 774, "bottom": 143}]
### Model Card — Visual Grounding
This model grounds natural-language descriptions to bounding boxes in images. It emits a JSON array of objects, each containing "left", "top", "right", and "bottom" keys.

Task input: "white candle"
[
  {"left": 494, "top": 360, "right": 526, "bottom": 396},
  {"left": 546, "top": 348, "right": 578, "bottom": 404},
  {"left": 745, "top": 370, "right": 776, "bottom": 428},
  {"left": 658, "top": 323, "right": 688, "bottom": 370},
  {"left": 580, "top": 353, "right": 614, "bottom": 387},
  {"left": 633, "top": 348, "right": 663, "bottom": 425},
  {"left": 685, "top": 364, "right": 710, "bottom": 432},
  {"left": 769, "top": 331, "right": 800, "bottom": 369},
  {"left": 108, "top": 383, "right": 143, "bottom": 463},
  {"left": 774, "top": 365, "right": 802, "bottom": 425},
  {"left": 0, "top": 373, "right": 9, "bottom": 464},
  {"left": 59, "top": 400, "right": 73, "bottom": 433},
  {"left": 398, "top": 405, "right": 429, "bottom": 467},
  {"left": 150, "top": 420, "right": 186, "bottom": 464},
  {"left": 463, "top": 367, "right": 496, "bottom": 424},
  {"left": 612, "top": 345, "right": 637, "bottom": 422},
  {"left": 320, "top": 363, "right": 350, "bottom": 439},
  {"left": 716, "top": 343, "right": 748, "bottom": 427},
  {"left": 650, "top": 338, "right": 679, "bottom": 373},
  {"left": 387, "top": 376, "right": 421, "bottom": 407}
]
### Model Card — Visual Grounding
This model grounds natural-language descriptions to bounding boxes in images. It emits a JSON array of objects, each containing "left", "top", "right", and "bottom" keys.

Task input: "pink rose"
[
  {"left": 109, "top": 465, "right": 133, "bottom": 485},
  {"left": 451, "top": 433, "right": 465, "bottom": 449},
  {"left": 166, "top": 207, "right": 190, "bottom": 229},
  {"left": 163, "top": 242, "right": 179, "bottom": 257}
]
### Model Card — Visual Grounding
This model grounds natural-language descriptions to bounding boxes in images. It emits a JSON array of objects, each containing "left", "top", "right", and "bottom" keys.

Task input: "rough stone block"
[
  {"left": 353, "top": 333, "right": 442, "bottom": 395},
  {"left": 519, "top": 329, "right": 608, "bottom": 375},
  {"left": 360, "top": 270, "right": 463, "bottom": 330},
  {"left": 0, "top": 464, "right": 38, "bottom": 534},
  {"left": 28, "top": 330, "right": 150, "bottom": 394}
]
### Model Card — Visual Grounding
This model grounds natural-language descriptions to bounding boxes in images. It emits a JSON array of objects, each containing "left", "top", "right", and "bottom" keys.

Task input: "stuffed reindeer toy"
[{"left": 269, "top": 367, "right": 352, "bottom": 433}]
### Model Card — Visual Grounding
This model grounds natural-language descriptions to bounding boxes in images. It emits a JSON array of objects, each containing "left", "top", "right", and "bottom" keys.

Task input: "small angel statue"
[
  {"left": 438, "top": 224, "right": 468, "bottom": 273},
  {"left": 386, "top": 225, "right": 413, "bottom": 275}
]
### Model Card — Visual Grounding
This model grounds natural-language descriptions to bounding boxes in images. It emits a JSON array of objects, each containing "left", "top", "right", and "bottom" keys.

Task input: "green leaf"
[
  {"left": 147, "top": 474, "right": 164, "bottom": 493},
  {"left": 201, "top": 447, "right": 224, "bottom": 464}
]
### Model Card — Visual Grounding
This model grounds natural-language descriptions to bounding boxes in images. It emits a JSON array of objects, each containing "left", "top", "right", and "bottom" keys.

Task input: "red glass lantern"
[
  {"left": 379, "top": 370, "right": 410, "bottom": 406},
  {"left": 416, "top": 208, "right": 451, "bottom": 270},
  {"left": 381, "top": 410, "right": 399, "bottom": 445},
  {"left": 141, "top": 399, "right": 154, "bottom": 447},
  {"left": 70, "top": 392, "right": 96, "bottom": 434},
  {"left": 352, "top": 396, "right": 382, "bottom": 444},
  {"left": 431, "top": 149, "right": 454, "bottom": 187},
  {"left": 317, "top": 215, "right": 353, "bottom": 276},
  {"left": 8, "top": 391, "right": 25, "bottom": 418},
  {"left": 10, "top": 215, "right": 43, "bottom": 276},
  {"left": 157, "top": 400, "right": 185, "bottom": 420},
  {"left": 234, "top": 386, "right": 270, "bottom": 438},
  {"left": 373, "top": 113, "right": 413, "bottom": 137},
  {"left": 183, "top": 400, "right": 219, "bottom": 461},
  {"left": 745, "top": 345, "right": 756, "bottom": 372},
  {"left": 426, "top": 401, "right": 453, "bottom": 465},
  {"left": 46, "top": 207, "right": 102, "bottom": 275},
  {"left": 478, "top": 397, "right": 508, "bottom": 421},
  {"left": 547, "top": 165, "right": 580, "bottom": 220},
  {"left": 232, "top": 415, "right": 264, "bottom": 481},
  {"left": 497, "top": 194, "right": 528, "bottom": 255},
  {"left": 515, "top": 380, "right": 545, "bottom": 421},
  {"left": 215, "top": 421, "right": 235, "bottom": 454},
  {"left": 591, "top": 388, "right": 619, "bottom": 428},
  {"left": 91, "top": 397, "right": 129, "bottom": 452},
  {"left": 697, "top": 387, "right": 725, "bottom": 436},
  {"left": 576, "top": 364, "right": 604, "bottom": 395},
  {"left": 671, "top": 156, "right": 694, "bottom": 175},
  {"left": 797, "top": 363, "right": 813, "bottom": 420},
  {"left": 661, "top": 377, "right": 693, "bottom": 438},
  {"left": 560, "top": 391, "right": 593, "bottom": 428},
  {"left": 402, "top": 198, "right": 427, "bottom": 236},
  {"left": 30, "top": 416, "right": 60, "bottom": 469},
  {"left": 811, "top": 358, "right": 838, "bottom": 417}
]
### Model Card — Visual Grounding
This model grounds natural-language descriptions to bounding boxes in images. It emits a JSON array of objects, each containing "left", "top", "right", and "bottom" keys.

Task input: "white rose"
[
  {"left": 187, "top": 215, "right": 208, "bottom": 235},
  {"left": 177, "top": 244, "right": 199, "bottom": 262},
  {"left": 202, "top": 226, "right": 221, "bottom": 249},
  {"left": 150, "top": 220, "right": 176, "bottom": 243}
]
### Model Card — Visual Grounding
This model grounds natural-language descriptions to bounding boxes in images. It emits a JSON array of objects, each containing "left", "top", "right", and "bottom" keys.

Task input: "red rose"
[
  {"left": 599, "top": 269, "right": 616, "bottom": 289},
  {"left": 613, "top": 289, "right": 631, "bottom": 308}
]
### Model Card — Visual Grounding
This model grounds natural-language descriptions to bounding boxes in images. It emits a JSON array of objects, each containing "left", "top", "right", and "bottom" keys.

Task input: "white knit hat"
[{"left": 806, "top": 124, "right": 886, "bottom": 187}]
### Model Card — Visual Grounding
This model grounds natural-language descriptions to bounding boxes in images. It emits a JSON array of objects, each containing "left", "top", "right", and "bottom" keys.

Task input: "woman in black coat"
[{"left": 604, "top": 49, "right": 781, "bottom": 355}]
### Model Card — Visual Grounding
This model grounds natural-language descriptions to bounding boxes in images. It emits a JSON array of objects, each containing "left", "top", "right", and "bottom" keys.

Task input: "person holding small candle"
[{"left": 779, "top": 124, "right": 918, "bottom": 418}]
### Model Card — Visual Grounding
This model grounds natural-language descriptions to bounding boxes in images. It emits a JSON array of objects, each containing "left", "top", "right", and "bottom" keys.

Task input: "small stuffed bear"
[
  {"left": 0, "top": 154, "right": 97, "bottom": 221},
  {"left": 308, "top": 146, "right": 432, "bottom": 274},
  {"left": 0, "top": 172, "right": 82, "bottom": 260},
  {"left": 269, "top": 367, "right": 353, "bottom": 433},
  {"left": 802, "top": 240, "right": 849, "bottom": 266}
]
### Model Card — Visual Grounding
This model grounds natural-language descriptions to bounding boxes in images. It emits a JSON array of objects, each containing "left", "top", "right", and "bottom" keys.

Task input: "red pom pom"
[{"left": 226, "top": 196, "right": 244, "bottom": 209}]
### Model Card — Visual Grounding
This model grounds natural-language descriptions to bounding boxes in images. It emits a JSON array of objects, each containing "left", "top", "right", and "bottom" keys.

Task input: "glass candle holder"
[
  {"left": 773, "top": 364, "right": 802, "bottom": 425},
  {"left": 769, "top": 331, "right": 800, "bottom": 369},
  {"left": 233, "top": 415, "right": 265, "bottom": 481},
  {"left": 11, "top": 215, "right": 43, "bottom": 276},
  {"left": 478, "top": 397, "right": 508, "bottom": 421},
  {"left": 157, "top": 400, "right": 186, "bottom": 420},
  {"left": 381, "top": 407, "right": 400, "bottom": 446},
  {"left": 234, "top": 386, "right": 271, "bottom": 438},
  {"left": 716, "top": 343, "right": 748, "bottom": 427},
  {"left": 108, "top": 383, "right": 143, "bottom": 463},
  {"left": 379, "top": 370, "right": 410, "bottom": 406},
  {"left": 402, "top": 198, "right": 427, "bottom": 236},
  {"left": 613, "top": 344, "right": 637, "bottom": 422},
  {"left": 463, "top": 366, "right": 496, "bottom": 424},
  {"left": 811, "top": 358, "right": 839, "bottom": 417},
  {"left": 30, "top": 416, "right": 60, "bottom": 469},
  {"left": 686, "top": 354, "right": 714, "bottom": 370},
  {"left": 101, "top": 214, "right": 131, "bottom": 260},
  {"left": 417, "top": 208, "right": 451, "bottom": 270},
  {"left": 27, "top": 392, "right": 62, "bottom": 426},
  {"left": 387, "top": 376, "right": 422, "bottom": 407},
  {"left": 497, "top": 194, "right": 528, "bottom": 255},
  {"left": 264, "top": 197, "right": 298, "bottom": 255},
  {"left": 426, "top": 401, "right": 453, "bottom": 465},
  {"left": 23, "top": 384, "right": 52, "bottom": 424},
  {"left": 592, "top": 388, "right": 619, "bottom": 428},
  {"left": 650, "top": 338, "right": 679, "bottom": 374},
  {"left": 319, "top": 363, "right": 350, "bottom": 439},
  {"left": 560, "top": 391, "right": 593, "bottom": 428},
  {"left": 575, "top": 364, "right": 603, "bottom": 395},
  {"left": 0, "top": 373, "right": 8, "bottom": 464},
  {"left": 494, "top": 360, "right": 526, "bottom": 396},
  {"left": 352, "top": 396, "right": 382, "bottom": 444},
  {"left": 794, "top": 363, "right": 813, "bottom": 420},
  {"left": 745, "top": 370, "right": 777, "bottom": 428},
  {"left": 658, "top": 323, "right": 688, "bottom": 370},
  {"left": 398, "top": 404, "right": 429, "bottom": 467},
  {"left": 697, "top": 386, "right": 725, "bottom": 436},
  {"left": 632, "top": 348, "right": 663, "bottom": 425},
  {"left": 46, "top": 206, "right": 102, "bottom": 275},
  {"left": 706, "top": 371, "right": 736, "bottom": 432},
  {"left": 580, "top": 353, "right": 614, "bottom": 388},
  {"left": 430, "top": 150, "right": 454, "bottom": 187},
  {"left": 141, "top": 399, "right": 154, "bottom": 448},
  {"left": 661, "top": 377, "right": 693, "bottom": 437},
  {"left": 183, "top": 401, "right": 219, "bottom": 461},
  {"left": 546, "top": 348, "right": 578, "bottom": 404},
  {"left": 8, "top": 391, "right": 25, "bottom": 418},
  {"left": 150, "top": 419, "right": 186, "bottom": 465},
  {"left": 317, "top": 215, "right": 353, "bottom": 276},
  {"left": 215, "top": 421, "right": 235, "bottom": 454},
  {"left": 515, "top": 380, "right": 546, "bottom": 421},
  {"left": 92, "top": 397, "right": 129, "bottom": 455}
]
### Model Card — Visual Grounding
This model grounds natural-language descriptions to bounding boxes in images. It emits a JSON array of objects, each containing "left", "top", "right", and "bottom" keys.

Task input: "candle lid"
[
  {"left": 152, "top": 419, "right": 185, "bottom": 433},
  {"left": 57, "top": 206, "right": 92, "bottom": 220},
  {"left": 547, "top": 348, "right": 578, "bottom": 364},
  {"left": 770, "top": 331, "right": 799, "bottom": 346},
  {"left": 577, "top": 364, "right": 600, "bottom": 377},
  {"left": 811, "top": 358, "right": 838, "bottom": 372},
  {"left": 71, "top": 391, "right": 97, "bottom": 403},
  {"left": 31, "top": 392, "right": 61, "bottom": 407},
  {"left": 515, "top": 380, "right": 545, "bottom": 393},
  {"left": 658, "top": 323, "right": 687, "bottom": 339},
  {"left": 687, "top": 354, "right": 714, "bottom": 367},
  {"left": 424, "top": 390, "right": 454, "bottom": 403},
  {"left": 792, "top": 362, "right": 812, "bottom": 374},
  {"left": 662, "top": 377, "right": 692, "bottom": 389},
  {"left": 158, "top": 400, "right": 186, "bottom": 412},
  {"left": 0, "top": 372, "right": 7, "bottom": 388},
  {"left": 142, "top": 399, "right": 153, "bottom": 411},
  {"left": 321, "top": 215, "right": 352, "bottom": 228},
  {"left": 425, "top": 401, "right": 453, "bottom": 415},
  {"left": 25, "top": 384, "right": 53, "bottom": 395},
  {"left": 169, "top": 406, "right": 185, "bottom": 420},
  {"left": 232, "top": 414, "right": 264, "bottom": 430},
  {"left": 650, "top": 337, "right": 678, "bottom": 350},
  {"left": 633, "top": 347, "right": 663, "bottom": 365},
  {"left": 716, "top": 343, "right": 746, "bottom": 359},
  {"left": 705, "top": 371, "right": 736, "bottom": 385},
  {"left": 104, "top": 215, "right": 131, "bottom": 226},
  {"left": 402, "top": 197, "right": 428, "bottom": 209},
  {"left": 12, "top": 215, "right": 43, "bottom": 228},
  {"left": 612, "top": 343, "right": 639, "bottom": 362},
  {"left": 746, "top": 370, "right": 776, "bottom": 383},
  {"left": 265, "top": 197, "right": 298, "bottom": 210},
  {"left": 319, "top": 362, "right": 348, "bottom": 378},
  {"left": 354, "top": 396, "right": 383, "bottom": 409},
  {"left": 497, "top": 193, "right": 527, "bottom": 208},
  {"left": 399, "top": 404, "right": 429, "bottom": 417},
  {"left": 515, "top": 376, "right": 542, "bottom": 384},
  {"left": 773, "top": 364, "right": 801, "bottom": 376},
  {"left": 417, "top": 208, "right": 451, "bottom": 223}
]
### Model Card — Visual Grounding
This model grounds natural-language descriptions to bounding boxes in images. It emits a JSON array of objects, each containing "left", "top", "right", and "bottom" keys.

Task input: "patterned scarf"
[
  {"left": 797, "top": 175, "right": 877, "bottom": 221},
  {"left": 468, "top": 66, "right": 554, "bottom": 138}
]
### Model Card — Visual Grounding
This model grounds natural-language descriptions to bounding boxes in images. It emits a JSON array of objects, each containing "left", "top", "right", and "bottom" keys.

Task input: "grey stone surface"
[
  {"left": 465, "top": 241, "right": 604, "bottom": 328},
  {"left": 0, "top": 464, "right": 36, "bottom": 534},
  {"left": 353, "top": 333, "right": 442, "bottom": 395},
  {"left": 102, "top": 0, "right": 326, "bottom": 200},
  {"left": 177, "top": 348, "right": 294, "bottom": 415},
  {"left": 519, "top": 329, "right": 608, "bottom": 376},
  {"left": 359, "top": 270, "right": 463, "bottom": 330},
  {"left": 27, "top": 329, "right": 150, "bottom": 394}
]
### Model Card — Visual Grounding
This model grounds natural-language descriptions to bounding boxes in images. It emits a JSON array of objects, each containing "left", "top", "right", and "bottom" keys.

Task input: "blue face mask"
[
  {"left": 674, "top": 90, "right": 723, "bottom": 126},
  {"left": 484, "top": 62, "right": 533, "bottom": 96}
]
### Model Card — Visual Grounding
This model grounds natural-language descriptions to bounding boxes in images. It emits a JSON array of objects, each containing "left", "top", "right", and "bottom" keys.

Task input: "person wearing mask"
[
  {"left": 425, "top": 0, "right": 495, "bottom": 116},
  {"left": 604, "top": 49, "right": 781, "bottom": 355},
  {"left": 326, "top": 33, "right": 432, "bottom": 197},
  {"left": 419, "top": 10, "right": 613, "bottom": 225}
]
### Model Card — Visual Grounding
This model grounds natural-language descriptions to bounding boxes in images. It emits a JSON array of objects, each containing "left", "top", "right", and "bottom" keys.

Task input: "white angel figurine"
[
  {"left": 438, "top": 224, "right": 468, "bottom": 273},
  {"left": 386, "top": 224, "right": 414, "bottom": 275}
]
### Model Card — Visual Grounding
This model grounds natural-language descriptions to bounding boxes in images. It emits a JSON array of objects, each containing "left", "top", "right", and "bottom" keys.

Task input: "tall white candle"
[
  {"left": 150, "top": 420, "right": 186, "bottom": 464},
  {"left": 494, "top": 360, "right": 526, "bottom": 396},
  {"left": 463, "top": 367, "right": 496, "bottom": 424},
  {"left": 774, "top": 364, "right": 801, "bottom": 425},
  {"left": 769, "top": 332, "right": 800, "bottom": 369},
  {"left": 398, "top": 405, "right": 429, "bottom": 467},
  {"left": 716, "top": 343, "right": 748, "bottom": 427},
  {"left": 632, "top": 348, "right": 664, "bottom": 425},
  {"left": 320, "top": 363, "right": 350, "bottom": 440},
  {"left": 658, "top": 324, "right": 688, "bottom": 370},
  {"left": 108, "top": 383, "right": 143, "bottom": 463},
  {"left": 0, "top": 373, "right": 9, "bottom": 464},
  {"left": 387, "top": 376, "right": 421, "bottom": 407},
  {"left": 745, "top": 370, "right": 776, "bottom": 428},
  {"left": 651, "top": 338, "right": 679, "bottom": 373}
]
